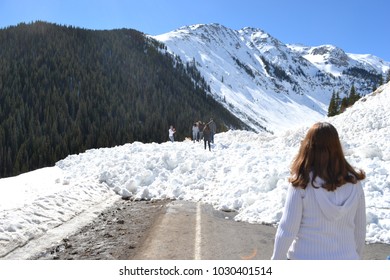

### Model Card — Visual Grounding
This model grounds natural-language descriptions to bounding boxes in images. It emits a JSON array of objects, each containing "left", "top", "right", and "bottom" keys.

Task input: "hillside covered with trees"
[{"left": 0, "top": 22, "right": 248, "bottom": 178}]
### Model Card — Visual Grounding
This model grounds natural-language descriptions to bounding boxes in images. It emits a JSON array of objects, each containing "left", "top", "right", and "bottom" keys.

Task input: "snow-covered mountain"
[{"left": 153, "top": 23, "right": 390, "bottom": 133}]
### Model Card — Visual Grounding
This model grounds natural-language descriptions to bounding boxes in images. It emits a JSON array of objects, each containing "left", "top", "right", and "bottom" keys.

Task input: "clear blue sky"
[{"left": 0, "top": 0, "right": 389, "bottom": 61}]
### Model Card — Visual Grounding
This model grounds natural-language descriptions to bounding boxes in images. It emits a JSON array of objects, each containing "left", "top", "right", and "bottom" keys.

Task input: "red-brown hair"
[{"left": 289, "top": 122, "right": 365, "bottom": 191}]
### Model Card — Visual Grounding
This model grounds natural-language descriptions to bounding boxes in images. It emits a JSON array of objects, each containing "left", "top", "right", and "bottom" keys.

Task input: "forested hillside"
[{"left": 0, "top": 21, "right": 248, "bottom": 178}]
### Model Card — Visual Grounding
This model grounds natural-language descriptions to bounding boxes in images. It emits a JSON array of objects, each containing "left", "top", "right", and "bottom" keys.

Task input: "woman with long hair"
[{"left": 271, "top": 122, "right": 366, "bottom": 259}]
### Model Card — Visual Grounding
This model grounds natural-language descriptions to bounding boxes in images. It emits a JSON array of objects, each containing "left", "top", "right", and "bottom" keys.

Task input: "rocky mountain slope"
[{"left": 153, "top": 23, "right": 390, "bottom": 133}]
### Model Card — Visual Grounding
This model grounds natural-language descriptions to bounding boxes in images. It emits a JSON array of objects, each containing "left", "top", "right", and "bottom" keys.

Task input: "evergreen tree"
[
  {"left": 349, "top": 84, "right": 360, "bottom": 104},
  {"left": 339, "top": 97, "right": 349, "bottom": 113},
  {"left": 337, "top": 85, "right": 360, "bottom": 115},
  {"left": 327, "top": 91, "right": 338, "bottom": 117}
]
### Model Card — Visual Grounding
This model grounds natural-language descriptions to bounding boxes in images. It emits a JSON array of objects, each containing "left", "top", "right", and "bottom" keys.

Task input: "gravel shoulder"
[{"left": 35, "top": 198, "right": 168, "bottom": 260}]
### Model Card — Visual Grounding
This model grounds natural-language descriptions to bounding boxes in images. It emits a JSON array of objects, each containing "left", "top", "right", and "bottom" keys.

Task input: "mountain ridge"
[{"left": 153, "top": 23, "right": 390, "bottom": 133}]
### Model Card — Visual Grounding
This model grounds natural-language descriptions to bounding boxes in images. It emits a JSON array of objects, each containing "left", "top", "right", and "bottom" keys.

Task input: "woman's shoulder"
[{"left": 288, "top": 184, "right": 306, "bottom": 198}]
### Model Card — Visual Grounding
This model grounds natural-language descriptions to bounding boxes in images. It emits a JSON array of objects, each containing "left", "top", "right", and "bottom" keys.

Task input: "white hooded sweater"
[{"left": 271, "top": 177, "right": 366, "bottom": 260}]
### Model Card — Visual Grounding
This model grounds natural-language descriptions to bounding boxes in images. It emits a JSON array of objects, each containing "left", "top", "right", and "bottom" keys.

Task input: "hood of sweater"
[{"left": 311, "top": 176, "right": 360, "bottom": 221}]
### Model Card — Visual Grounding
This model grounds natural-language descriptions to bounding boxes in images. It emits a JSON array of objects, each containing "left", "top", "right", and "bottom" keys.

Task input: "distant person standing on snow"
[
  {"left": 198, "top": 121, "right": 204, "bottom": 140},
  {"left": 271, "top": 122, "right": 366, "bottom": 260},
  {"left": 168, "top": 125, "right": 176, "bottom": 142},
  {"left": 208, "top": 118, "right": 217, "bottom": 143},
  {"left": 192, "top": 123, "right": 199, "bottom": 142},
  {"left": 203, "top": 124, "right": 211, "bottom": 151}
]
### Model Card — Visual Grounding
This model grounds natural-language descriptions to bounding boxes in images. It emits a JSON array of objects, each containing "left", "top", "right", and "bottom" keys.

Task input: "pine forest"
[{"left": 0, "top": 22, "right": 248, "bottom": 178}]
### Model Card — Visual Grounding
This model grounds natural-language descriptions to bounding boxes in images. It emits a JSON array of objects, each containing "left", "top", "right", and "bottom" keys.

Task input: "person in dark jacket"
[
  {"left": 208, "top": 118, "right": 217, "bottom": 143},
  {"left": 203, "top": 124, "right": 211, "bottom": 151},
  {"left": 198, "top": 121, "right": 204, "bottom": 140}
]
